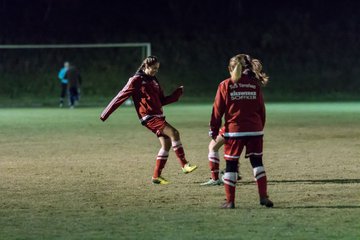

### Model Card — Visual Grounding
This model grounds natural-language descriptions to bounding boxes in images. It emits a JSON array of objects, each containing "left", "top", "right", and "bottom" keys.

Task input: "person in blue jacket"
[{"left": 58, "top": 61, "right": 69, "bottom": 107}]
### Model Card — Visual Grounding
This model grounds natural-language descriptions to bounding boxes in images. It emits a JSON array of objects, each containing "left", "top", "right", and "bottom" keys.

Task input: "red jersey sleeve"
[
  {"left": 100, "top": 77, "right": 139, "bottom": 121},
  {"left": 161, "top": 86, "right": 183, "bottom": 106},
  {"left": 258, "top": 89, "right": 266, "bottom": 127},
  {"left": 210, "top": 81, "right": 227, "bottom": 134}
]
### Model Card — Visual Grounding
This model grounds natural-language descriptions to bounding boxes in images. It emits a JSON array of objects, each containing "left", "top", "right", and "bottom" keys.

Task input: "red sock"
[
  {"left": 153, "top": 149, "right": 168, "bottom": 178},
  {"left": 223, "top": 172, "right": 237, "bottom": 203},
  {"left": 224, "top": 184, "right": 236, "bottom": 203},
  {"left": 208, "top": 151, "right": 220, "bottom": 180},
  {"left": 256, "top": 176, "right": 268, "bottom": 198},
  {"left": 253, "top": 166, "right": 268, "bottom": 198},
  {"left": 172, "top": 140, "right": 187, "bottom": 167}
]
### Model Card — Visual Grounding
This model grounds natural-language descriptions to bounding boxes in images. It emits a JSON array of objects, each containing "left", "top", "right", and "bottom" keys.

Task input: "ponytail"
[
  {"left": 251, "top": 59, "right": 269, "bottom": 86},
  {"left": 229, "top": 54, "right": 253, "bottom": 81},
  {"left": 229, "top": 58, "right": 242, "bottom": 81}
]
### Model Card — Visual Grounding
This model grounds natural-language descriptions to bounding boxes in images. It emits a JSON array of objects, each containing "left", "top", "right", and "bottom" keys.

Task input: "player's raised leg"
[{"left": 162, "top": 123, "right": 197, "bottom": 173}]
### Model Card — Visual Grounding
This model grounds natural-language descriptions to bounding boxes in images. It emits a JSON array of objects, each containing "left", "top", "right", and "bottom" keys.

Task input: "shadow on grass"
[
  {"left": 244, "top": 179, "right": 360, "bottom": 209},
  {"left": 235, "top": 179, "right": 360, "bottom": 185},
  {"left": 278, "top": 205, "right": 360, "bottom": 209},
  {"left": 268, "top": 179, "right": 360, "bottom": 184},
  {"left": 196, "top": 179, "right": 360, "bottom": 185}
]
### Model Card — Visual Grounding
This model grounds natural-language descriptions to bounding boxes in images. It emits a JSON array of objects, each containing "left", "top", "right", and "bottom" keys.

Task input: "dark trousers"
[
  {"left": 60, "top": 83, "right": 68, "bottom": 99},
  {"left": 69, "top": 87, "right": 79, "bottom": 106}
]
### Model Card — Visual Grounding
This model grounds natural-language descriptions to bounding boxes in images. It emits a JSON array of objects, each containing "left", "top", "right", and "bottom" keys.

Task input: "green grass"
[{"left": 1, "top": 103, "right": 360, "bottom": 239}]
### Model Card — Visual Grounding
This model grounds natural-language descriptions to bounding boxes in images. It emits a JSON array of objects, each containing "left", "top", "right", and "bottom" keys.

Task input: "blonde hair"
[
  {"left": 229, "top": 58, "right": 242, "bottom": 81},
  {"left": 251, "top": 58, "right": 269, "bottom": 86},
  {"left": 228, "top": 54, "right": 249, "bottom": 81},
  {"left": 228, "top": 54, "right": 269, "bottom": 86}
]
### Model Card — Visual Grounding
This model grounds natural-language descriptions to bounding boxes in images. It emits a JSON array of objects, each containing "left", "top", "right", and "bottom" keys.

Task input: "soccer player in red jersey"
[
  {"left": 201, "top": 59, "right": 265, "bottom": 186},
  {"left": 209, "top": 54, "right": 273, "bottom": 208},
  {"left": 100, "top": 56, "right": 197, "bottom": 184}
]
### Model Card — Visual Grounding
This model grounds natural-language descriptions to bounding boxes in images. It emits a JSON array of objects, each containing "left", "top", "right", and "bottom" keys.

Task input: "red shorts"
[
  {"left": 144, "top": 116, "right": 169, "bottom": 138},
  {"left": 224, "top": 136, "right": 263, "bottom": 161}
]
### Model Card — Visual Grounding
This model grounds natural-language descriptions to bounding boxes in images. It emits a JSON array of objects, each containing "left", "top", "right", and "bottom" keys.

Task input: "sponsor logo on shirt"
[
  {"left": 238, "top": 83, "right": 256, "bottom": 89},
  {"left": 230, "top": 91, "right": 257, "bottom": 100},
  {"left": 229, "top": 83, "right": 256, "bottom": 90},
  {"left": 229, "top": 83, "right": 238, "bottom": 89}
]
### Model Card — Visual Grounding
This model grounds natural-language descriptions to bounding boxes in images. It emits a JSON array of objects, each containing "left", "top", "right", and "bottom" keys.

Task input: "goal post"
[
  {"left": 0, "top": 42, "right": 152, "bottom": 102},
  {"left": 0, "top": 42, "right": 152, "bottom": 59}
]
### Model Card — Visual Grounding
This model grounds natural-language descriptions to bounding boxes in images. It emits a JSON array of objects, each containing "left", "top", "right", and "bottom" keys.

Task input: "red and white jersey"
[
  {"left": 210, "top": 73, "right": 266, "bottom": 137},
  {"left": 100, "top": 71, "right": 182, "bottom": 122}
]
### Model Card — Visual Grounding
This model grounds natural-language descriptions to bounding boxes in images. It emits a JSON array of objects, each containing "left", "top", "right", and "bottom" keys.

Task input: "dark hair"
[{"left": 137, "top": 56, "right": 159, "bottom": 72}]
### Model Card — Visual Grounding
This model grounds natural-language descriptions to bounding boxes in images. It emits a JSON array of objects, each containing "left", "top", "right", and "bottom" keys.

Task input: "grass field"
[{"left": 1, "top": 103, "right": 360, "bottom": 239}]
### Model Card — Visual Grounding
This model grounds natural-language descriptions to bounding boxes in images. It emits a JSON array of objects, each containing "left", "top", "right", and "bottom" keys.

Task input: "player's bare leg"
[
  {"left": 201, "top": 135, "right": 224, "bottom": 186},
  {"left": 162, "top": 123, "right": 197, "bottom": 173},
  {"left": 209, "top": 135, "right": 224, "bottom": 179}
]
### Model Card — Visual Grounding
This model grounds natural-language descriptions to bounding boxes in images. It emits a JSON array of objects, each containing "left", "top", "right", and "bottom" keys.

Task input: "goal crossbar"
[{"left": 0, "top": 42, "right": 152, "bottom": 57}]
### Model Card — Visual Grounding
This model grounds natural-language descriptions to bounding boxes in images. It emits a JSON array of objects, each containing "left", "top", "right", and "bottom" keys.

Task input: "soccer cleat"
[
  {"left": 260, "top": 197, "right": 274, "bottom": 208},
  {"left": 182, "top": 163, "right": 198, "bottom": 174},
  {"left": 200, "top": 178, "right": 223, "bottom": 186},
  {"left": 152, "top": 176, "right": 170, "bottom": 185},
  {"left": 220, "top": 202, "right": 235, "bottom": 209}
]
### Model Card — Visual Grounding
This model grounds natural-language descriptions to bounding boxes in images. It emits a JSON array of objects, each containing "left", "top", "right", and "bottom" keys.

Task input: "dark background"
[{"left": 1, "top": 0, "right": 360, "bottom": 103}]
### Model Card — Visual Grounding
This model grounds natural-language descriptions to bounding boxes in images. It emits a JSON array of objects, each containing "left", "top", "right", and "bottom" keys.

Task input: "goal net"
[{"left": 0, "top": 43, "right": 151, "bottom": 105}]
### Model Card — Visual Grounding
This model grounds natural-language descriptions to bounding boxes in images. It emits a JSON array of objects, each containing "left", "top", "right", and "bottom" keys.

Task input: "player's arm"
[
  {"left": 100, "top": 78, "right": 138, "bottom": 121},
  {"left": 58, "top": 69, "right": 65, "bottom": 80},
  {"left": 258, "top": 88, "right": 266, "bottom": 127},
  {"left": 209, "top": 83, "right": 226, "bottom": 139},
  {"left": 161, "top": 86, "right": 183, "bottom": 106}
]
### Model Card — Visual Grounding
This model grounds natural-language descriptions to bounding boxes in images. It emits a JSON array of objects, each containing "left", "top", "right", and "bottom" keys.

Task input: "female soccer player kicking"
[{"left": 100, "top": 56, "right": 197, "bottom": 185}]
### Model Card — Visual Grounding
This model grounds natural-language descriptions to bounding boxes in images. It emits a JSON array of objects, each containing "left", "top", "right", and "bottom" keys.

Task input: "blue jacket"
[{"left": 58, "top": 67, "right": 68, "bottom": 84}]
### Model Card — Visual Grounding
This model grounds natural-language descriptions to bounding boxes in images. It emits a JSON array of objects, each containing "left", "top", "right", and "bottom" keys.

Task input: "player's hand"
[
  {"left": 177, "top": 86, "right": 184, "bottom": 95},
  {"left": 173, "top": 86, "right": 184, "bottom": 98}
]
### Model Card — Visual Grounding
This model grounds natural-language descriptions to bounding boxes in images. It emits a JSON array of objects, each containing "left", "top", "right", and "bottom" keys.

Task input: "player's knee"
[
  {"left": 250, "top": 156, "right": 263, "bottom": 168},
  {"left": 225, "top": 160, "right": 238, "bottom": 172},
  {"left": 172, "top": 129, "right": 180, "bottom": 139},
  {"left": 163, "top": 143, "right": 171, "bottom": 152}
]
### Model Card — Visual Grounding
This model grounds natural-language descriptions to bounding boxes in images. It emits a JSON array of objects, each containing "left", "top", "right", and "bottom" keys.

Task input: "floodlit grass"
[{"left": 1, "top": 103, "right": 360, "bottom": 239}]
